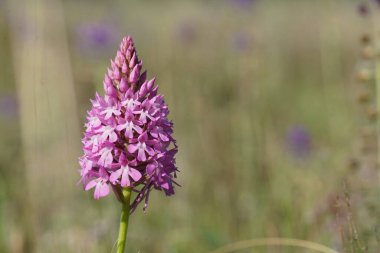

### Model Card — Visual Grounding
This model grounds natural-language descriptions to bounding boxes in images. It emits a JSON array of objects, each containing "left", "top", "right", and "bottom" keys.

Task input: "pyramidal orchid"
[{"left": 79, "top": 36, "right": 178, "bottom": 252}]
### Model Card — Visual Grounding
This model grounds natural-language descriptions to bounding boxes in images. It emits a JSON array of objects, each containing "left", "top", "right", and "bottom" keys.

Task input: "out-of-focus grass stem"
[
  {"left": 209, "top": 237, "right": 339, "bottom": 253},
  {"left": 371, "top": 4, "right": 380, "bottom": 187}
]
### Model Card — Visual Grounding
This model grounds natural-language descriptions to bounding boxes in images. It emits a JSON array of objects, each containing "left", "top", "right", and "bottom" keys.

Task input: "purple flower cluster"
[
  {"left": 79, "top": 36, "right": 178, "bottom": 211},
  {"left": 76, "top": 22, "right": 118, "bottom": 52},
  {"left": 286, "top": 125, "right": 311, "bottom": 159}
]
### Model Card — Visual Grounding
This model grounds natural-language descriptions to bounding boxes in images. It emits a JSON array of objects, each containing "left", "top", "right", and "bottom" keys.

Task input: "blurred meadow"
[{"left": 1, "top": 0, "right": 380, "bottom": 252}]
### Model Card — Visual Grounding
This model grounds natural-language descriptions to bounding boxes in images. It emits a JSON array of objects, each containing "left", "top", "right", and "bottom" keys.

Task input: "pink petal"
[
  {"left": 133, "top": 125, "right": 143, "bottom": 134},
  {"left": 129, "top": 65, "right": 139, "bottom": 83},
  {"left": 85, "top": 180, "right": 97, "bottom": 191},
  {"left": 151, "top": 131, "right": 158, "bottom": 138},
  {"left": 119, "top": 153, "right": 127, "bottom": 164},
  {"left": 125, "top": 127, "right": 133, "bottom": 139},
  {"left": 110, "top": 169, "right": 123, "bottom": 184},
  {"left": 159, "top": 133, "right": 169, "bottom": 142},
  {"left": 146, "top": 163, "right": 156, "bottom": 175},
  {"left": 127, "top": 144, "right": 138, "bottom": 153},
  {"left": 120, "top": 168, "right": 130, "bottom": 187},
  {"left": 146, "top": 113, "right": 156, "bottom": 121},
  {"left": 129, "top": 168, "right": 142, "bottom": 182},
  {"left": 116, "top": 124, "right": 125, "bottom": 131},
  {"left": 94, "top": 183, "right": 101, "bottom": 199},
  {"left": 109, "top": 132, "right": 118, "bottom": 143},
  {"left": 139, "top": 113, "right": 147, "bottom": 123},
  {"left": 105, "top": 153, "right": 113, "bottom": 165},
  {"left": 99, "top": 168, "right": 109, "bottom": 179},
  {"left": 137, "top": 148, "right": 146, "bottom": 161},
  {"left": 92, "top": 118, "right": 101, "bottom": 128},
  {"left": 100, "top": 132, "right": 108, "bottom": 143},
  {"left": 161, "top": 182, "right": 170, "bottom": 190},
  {"left": 105, "top": 110, "right": 112, "bottom": 120},
  {"left": 99, "top": 183, "right": 110, "bottom": 198},
  {"left": 98, "top": 149, "right": 113, "bottom": 167},
  {"left": 145, "top": 146, "right": 155, "bottom": 156}
]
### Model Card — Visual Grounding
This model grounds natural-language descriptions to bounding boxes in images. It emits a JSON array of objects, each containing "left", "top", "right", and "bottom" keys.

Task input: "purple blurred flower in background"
[
  {"left": 232, "top": 32, "right": 252, "bottom": 52},
  {"left": 79, "top": 36, "right": 178, "bottom": 212},
  {"left": 0, "top": 94, "right": 18, "bottom": 119},
  {"left": 229, "top": 0, "right": 256, "bottom": 9},
  {"left": 175, "top": 20, "right": 197, "bottom": 44},
  {"left": 286, "top": 125, "right": 312, "bottom": 159},
  {"left": 358, "top": 3, "right": 369, "bottom": 16},
  {"left": 76, "top": 22, "right": 119, "bottom": 56}
]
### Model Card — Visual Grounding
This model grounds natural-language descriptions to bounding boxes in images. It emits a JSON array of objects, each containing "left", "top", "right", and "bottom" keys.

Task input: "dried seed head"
[
  {"left": 358, "top": 3, "right": 370, "bottom": 16},
  {"left": 348, "top": 157, "right": 359, "bottom": 171},
  {"left": 362, "top": 46, "right": 374, "bottom": 59},
  {"left": 361, "top": 126, "right": 374, "bottom": 138},
  {"left": 357, "top": 91, "right": 371, "bottom": 103},
  {"left": 367, "top": 107, "right": 377, "bottom": 120},
  {"left": 361, "top": 34, "right": 371, "bottom": 44},
  {"left": 356, "top": 69, "right": 371, "bottom": 82}
]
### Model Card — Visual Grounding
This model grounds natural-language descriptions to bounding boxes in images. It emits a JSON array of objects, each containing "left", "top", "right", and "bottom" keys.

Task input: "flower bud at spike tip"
[
  {"left": 129, "top": 53, "right": 136, "bottom": 68},
  {"left": 78, "top": 35, "right": 178, "bottom": 212},
  {"left": 138, "top": 81, "right": 148, "bottom": 97},
  {"left": 122, "top": 62, "right": 128, "bottom": 74},
  {"left": 119, "top": 78, "right": 128, "bottom": 93},
  {"left": 106, "top": 85, "right": 117, "bottom": 97},
  {"left": 147, "top": 77, "right": 156, "bottom": 91},
  {"left": 107, "top": 68, "right": 113, "bottom": 79},
  {"left": 113, "top": 67, "right": 121, "bottom": 80},
  {"left": 104, "top": 73, "right": 112, "bottom": 84},
  {"left": 138, "top": 71, "right": 147, "bottom": 86},
  {"left": 116, "top": 52, "right": 125, "bottom": 66},
  {"left": 129, "top": 64, "right": 140, "bottom": 83},
  {"left": 111, "top": 60, "right": 117, "bottom": 70},
  {"left": 104, "top": 80, "right": 117, "bottom": 97},
  {"left": 126, "top": 48, "right": 132, "bottom": 61}
]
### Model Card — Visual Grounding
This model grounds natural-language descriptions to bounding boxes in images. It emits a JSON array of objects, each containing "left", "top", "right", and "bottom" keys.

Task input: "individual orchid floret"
[
  {"left": 85, "top": 168, "right": 110, "bottom": 200},
  {"left": 110, "top": 154, "right": 142, "bottom": 187}
]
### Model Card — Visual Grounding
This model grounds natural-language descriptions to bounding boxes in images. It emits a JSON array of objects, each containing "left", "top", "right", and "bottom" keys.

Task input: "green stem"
[{"left": 116, "top": 187, "right": 132, "bottom": 253}]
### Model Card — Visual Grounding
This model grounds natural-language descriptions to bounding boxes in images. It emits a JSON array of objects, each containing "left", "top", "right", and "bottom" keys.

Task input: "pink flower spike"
[{"left": 78, "top": 35, "right": 178, "bottom": 212}]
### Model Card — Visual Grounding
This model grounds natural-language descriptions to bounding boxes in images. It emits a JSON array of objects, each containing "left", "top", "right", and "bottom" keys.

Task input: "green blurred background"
[{"left": 1, "top": 0, "right": 379, "bottom": 252}]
